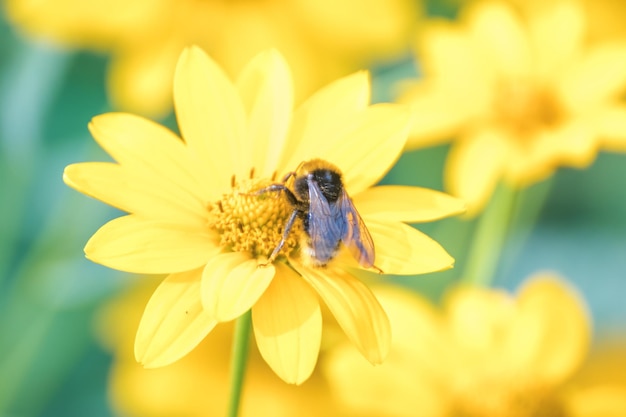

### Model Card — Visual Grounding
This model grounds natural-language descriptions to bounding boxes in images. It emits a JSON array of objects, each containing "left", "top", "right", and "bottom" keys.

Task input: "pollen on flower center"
[
  {"left": 207, "top": 174, "right": 302, "bottom": 260},
  {"left": 493, "top": 79, "right": 563, "bottom": 137}
]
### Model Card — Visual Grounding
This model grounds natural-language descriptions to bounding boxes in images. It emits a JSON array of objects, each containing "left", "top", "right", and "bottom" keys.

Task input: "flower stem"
[
  {"left": 461, "top": 182, "right": 518, "bottom": 286},
  {"left": 226, "top": 310, "right": 252, "bottom": 417}
]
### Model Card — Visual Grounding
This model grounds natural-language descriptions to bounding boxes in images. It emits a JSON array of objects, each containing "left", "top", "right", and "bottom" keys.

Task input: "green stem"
[
  {"left": 462, "top": 183, "right": 519, "bottom": 287},
  {"left": 497, "top": 177, "right": 555, "bottom": 279},
  {"left": 226, "top": 310, "right": 252, "bottom": 417}
]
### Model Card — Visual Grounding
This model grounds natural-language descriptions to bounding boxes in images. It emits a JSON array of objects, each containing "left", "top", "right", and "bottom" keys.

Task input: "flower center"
[
  {"left": 207, "top": 174, "right": 302, "bottom": 260},
  {"left": 493, "top": 78, "right": 563, "bottom": 138}
]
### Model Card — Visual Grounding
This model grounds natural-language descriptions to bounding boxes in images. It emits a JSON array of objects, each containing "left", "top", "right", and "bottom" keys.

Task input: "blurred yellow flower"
[
  {"left": 563, "top": 337, "right": 626, "bottom": 417},
  {"left": 5, "top": 0, "right": 419, "bottom": 117},
  {"left": 584, "top": 0, "right": 626, "bottom": 42},
  {"left": 63, "top": 46, "right": 464, "bottom": 384},
  {"left": 324, "top": 275, "right": 626, "bottom": 417},
  {"left": 98, "top": 281, "right": 348, "bottom": 417},
  {"left": 402, "top": 0, "right": 626, "bottom": 213},
  {"left": 512, "top": 0, "right": 626, "bottom": 43}
]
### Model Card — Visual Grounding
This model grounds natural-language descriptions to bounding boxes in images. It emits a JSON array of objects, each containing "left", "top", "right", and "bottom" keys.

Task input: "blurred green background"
[{"left": 1, "top": 1, "right": 626, "bottom": 416}]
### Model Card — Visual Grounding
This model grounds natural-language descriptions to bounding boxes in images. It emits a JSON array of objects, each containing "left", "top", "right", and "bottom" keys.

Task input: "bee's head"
[{"left": 295, "top": 159, "right": 343, "bottom": 203}]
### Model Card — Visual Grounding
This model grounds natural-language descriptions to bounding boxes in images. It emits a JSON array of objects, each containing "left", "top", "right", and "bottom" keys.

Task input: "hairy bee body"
[{"left": 259, "top": 159, "right": 377, "bottom": 269}]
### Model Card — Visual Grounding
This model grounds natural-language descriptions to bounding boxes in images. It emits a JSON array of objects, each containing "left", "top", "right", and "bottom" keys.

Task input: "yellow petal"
[
  {"left": 236, "top": 49, "right": 293, "bottom": 178},
  {"left": 63, "top": 162, "right": 207, "bottom": 225},
  {"left": 412, "top": 22, "right": 498, "bottom": 124},
  {"left": 444, "top": 286, "right": 516, "bottom": 353},
  {"left": 418, "top": 21, "right": 494, "bottom": 105},
  {"left": 174, "top": 46, "right": 246, "bottom": 190},
  {"left": 252, "top": 262, "right": 322, "bottom": 385},
  {"left": 325, "top": 344, "right": 445, "bottom": 417},
  {"left": 564, "top": 386, "right": 626, "bottom": 417},
  {"left": 135, "top": 268, "right": 218, "bottom": 367},
  {"left": 594, "top": 106, "right": 626, "bottom": 152},
  {"left": 445, "top": 129, "right": 510, "bottom": 215},
  {"left": 279, "top": 71, "right": 370, "bottom": 173},
  {"left": 292, "top": 263, "right": 390, "bottom": 364},
  {"left": 324, "top": 104, "right": 410, "bottom": 194},
  {"left": 505, "top": 122, "right": 597, "bottom": 186},
  {"left": 88, "top": 112, "right": 179, "bottom": 166},
  {"left": 291, "top": 0, "right": 417, "bottom": 55},
  {"left": 559, "top": 42, "right": 626, "bottom": 112},
  {"left": 373, "top": 286, "right": 448, "bottom": 369},
  {"left": 507, "top": 275, "right": 590, "bottom": 384},
  {"left": 528, "top": 0, "right": 585, "bottom": 79},
  {"left": 323, "top": 286, "right": 449, "bottom": 417},
  {"left": 85, "top": 215, "right": 220, "bottom": 274},
  {"left": 87, "top": 113, "right": 216, "bottom": 199},
  {"left": 108, "top": 41, "right": 180, "bottom": 118},
  {"left": 542, "top": 121, "right": 598, "bottom": 168},
  {"left": 287, "top": 103, "right": 409, "bottom": 194},
  {"left": 5, "top": 0, "right": 162, "bottom": 47},
  {"left": 365, "top": 220, "right": 454, "bottom": 275},
  {"left": 354, "top": 185, "right": 465, "bottom": 223},
  {"left": 201, "top": 252, "right": 275, "bottom": 322},
  {"left": 401, "top": 81, "right": 473, "bottom": 149},
  {"left": 283, "top": 103, "right": 409, "bottom": 194},
  {"left": 467, "top": 1, "right": 531, "bottom": 77}
]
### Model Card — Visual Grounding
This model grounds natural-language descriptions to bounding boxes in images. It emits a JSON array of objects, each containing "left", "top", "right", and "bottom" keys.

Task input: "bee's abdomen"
[{"left": 301, "top": 235, "right": 341, "bottom": 267}]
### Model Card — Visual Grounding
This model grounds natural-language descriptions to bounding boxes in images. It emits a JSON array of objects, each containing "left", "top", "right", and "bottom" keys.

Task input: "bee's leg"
[
  {"left": 281, "top": 171, "right": 296, "bottom": 183},
  {"left": 371, "top": 265, "right": 384, "bottom": 274},
  {"left": 251, "top": 183, "right": 287, "bottom": 195},
  {"left": 259, "top": 210, "right": 299, "bottom": 267},
  {"left": 250, "top": 183, "right": 299, "bottom": 207}
]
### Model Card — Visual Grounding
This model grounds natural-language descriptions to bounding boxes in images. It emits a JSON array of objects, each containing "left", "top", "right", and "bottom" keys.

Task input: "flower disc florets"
[
  {"left": 493, "top": 79, "right": 564, "bottom": 138},
  {"left": 208, "top": 175, "right": 302, "bottom": 259}
]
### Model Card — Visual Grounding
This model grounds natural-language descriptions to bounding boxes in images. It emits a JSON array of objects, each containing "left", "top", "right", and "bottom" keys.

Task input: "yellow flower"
[
  {"left": 563, "top": 337, "right": 626, "bottom": 417},
  {"left": 512, "top": 0, "right": 626, "bottom": 44},
  {"left": 97, "top": 281, "right": 347, "bottom": 417},
  {"left": 6, "top": 0, "right": 418, "bottom": 117},
  {"left": 324, "top": 275, "right": 626, "bottom": 417},
  {"left": 402, "top": 0, "right": 626, "bottom": 213},
  {"left": 63, "top": 46, "right": 464, "bottom": 384}
]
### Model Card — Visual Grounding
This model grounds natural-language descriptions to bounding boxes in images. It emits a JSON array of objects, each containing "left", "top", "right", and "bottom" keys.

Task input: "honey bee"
[{"left": 257, "top": 159, "right": 379, "bottom": 271}]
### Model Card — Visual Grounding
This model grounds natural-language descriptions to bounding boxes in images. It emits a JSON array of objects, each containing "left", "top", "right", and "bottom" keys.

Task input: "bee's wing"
[
  {"left": 307, "top": 178, "right": 344, "bottom": 264},
  {"left": 340, "top": 189, "right": 375, "bottom": 268}
]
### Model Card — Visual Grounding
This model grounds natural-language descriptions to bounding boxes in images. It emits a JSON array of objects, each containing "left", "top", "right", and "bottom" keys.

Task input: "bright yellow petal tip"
[{"left": 135, "top": 269, "right": 218, "bottom": 368}]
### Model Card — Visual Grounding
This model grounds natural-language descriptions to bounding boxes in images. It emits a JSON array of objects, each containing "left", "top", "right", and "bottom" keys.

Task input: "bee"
[{"left": 257, "top": 158, "right": 379, "bottom": 271}]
